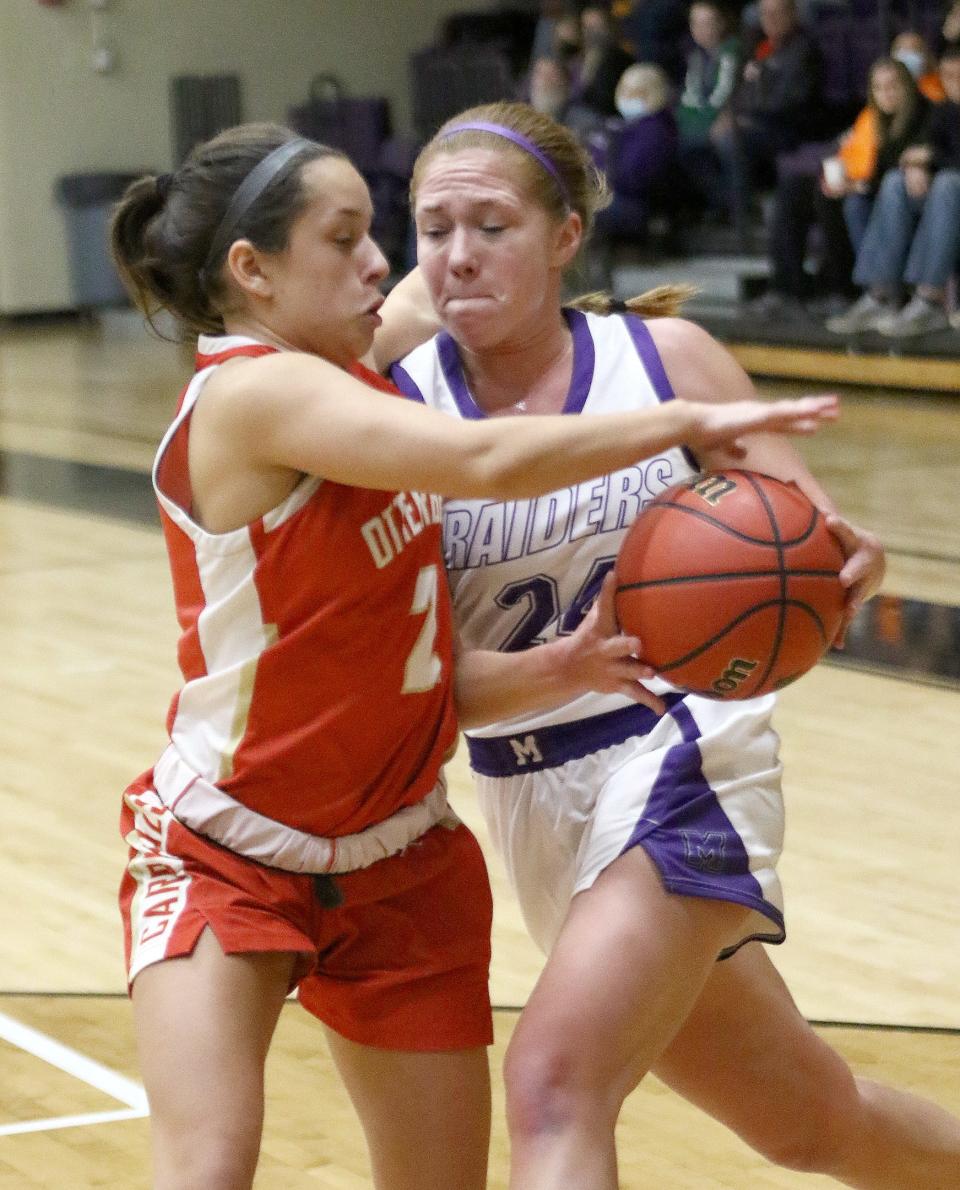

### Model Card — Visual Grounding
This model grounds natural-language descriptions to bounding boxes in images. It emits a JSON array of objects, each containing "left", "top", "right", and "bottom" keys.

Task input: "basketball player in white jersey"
[{"left": 391, "top": 102, "right": 960, "bottom": 1189}]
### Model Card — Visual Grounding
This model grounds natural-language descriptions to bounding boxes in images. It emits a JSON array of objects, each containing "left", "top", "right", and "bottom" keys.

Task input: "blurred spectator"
[
  {"left": 826, "top": 47, "right": 960, "bottom": 337},
  {"left": 890, "top": 30, "right": 946, "bottom": 100},
  {"left": 530, "top": 0, "right": 572, "bottom": 62},
  {"left": 824, "top": 58, "right": 931, "bottom": 248},
  {"left": 564, "top": 5, "right": 635, "bottom": 136},
  {"left": 528, "top": 55, "right": 572, "bottom": 119},
  {"left": 553, "top": 8, "right": 585, "bottom": 63},
  {"left": 678, "top": 2, "right": 740, "bottom": 141},
  {"left": 738, "top": 0, "right": 815, "bottom": 33},
  {"left": 615, "top": 0, "right": 690, "bottom": 82},
  {"left": 523, "top": 9, "right": 581, "bottom": 121},
  {"left": 676, "top": 0, "right": 741, "bottom": 213},
  {"left": 710, "top": 0, "right": 822, "bottom": 244},
  {"left": 747, "top": 58, "right": 930, "bottom": 317},
  {"left": 942, "top": 1, "right": 960, "bottom": 53},
  {"left": 589, "top": 64, "right": 680, "bottom": 277}
]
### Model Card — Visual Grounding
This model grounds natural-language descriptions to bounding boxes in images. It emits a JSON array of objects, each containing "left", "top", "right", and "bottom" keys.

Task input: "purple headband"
[{"left": 438, "top": 121, "right": 571, "bottom": 208}]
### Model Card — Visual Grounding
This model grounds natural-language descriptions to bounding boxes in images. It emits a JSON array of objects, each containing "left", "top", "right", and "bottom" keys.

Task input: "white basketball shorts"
[{"left": 467, "top": 695, "right": 785, "bottom": 958}]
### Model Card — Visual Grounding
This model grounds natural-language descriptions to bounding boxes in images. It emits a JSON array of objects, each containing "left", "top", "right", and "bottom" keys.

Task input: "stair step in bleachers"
[{"left": 611, "top": 252, "right": 770, "bottom": 305}]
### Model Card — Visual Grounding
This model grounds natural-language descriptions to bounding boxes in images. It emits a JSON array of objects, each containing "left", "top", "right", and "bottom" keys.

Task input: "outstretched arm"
[{"left": 212, "top": 348, "right": 838, "bottom": 502}]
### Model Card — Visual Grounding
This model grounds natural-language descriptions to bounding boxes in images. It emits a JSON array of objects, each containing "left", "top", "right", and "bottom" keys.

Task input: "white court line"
[
  {"left": 0, "top": 1108, "right": 146, "bottom": 1138},
  {"left": 0, "top": 1009, "right": 149, "bottom": 1136}
]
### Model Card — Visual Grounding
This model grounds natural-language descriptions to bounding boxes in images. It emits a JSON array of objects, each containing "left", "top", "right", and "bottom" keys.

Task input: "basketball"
[{"left": 614, "top": 469, "right": 846, "bottom": 699}]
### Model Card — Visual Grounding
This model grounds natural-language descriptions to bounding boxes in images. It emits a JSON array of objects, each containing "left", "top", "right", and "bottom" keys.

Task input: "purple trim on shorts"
[
  {"left": 622, "top": 315, "right": 700, "bottom": 472},
  {"left": 389, "top": 362, "right": 425, "bottom": 403},
  {"left": 466, "top": 696, "right": 685, "bottom": 777},
  {"left": 439, "top": 121, "right": 571, "bottom": 207},
  {"left": 621, "top": 701, "right": 785, "bottom": 945},
  {"left": 435, "top": 309, "right": 595, "bottom": 422}
]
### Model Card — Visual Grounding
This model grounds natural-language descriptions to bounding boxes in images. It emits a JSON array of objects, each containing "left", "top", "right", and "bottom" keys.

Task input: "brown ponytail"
[{"left": 110, "top": 174, "right": 186, "bottom": 336}]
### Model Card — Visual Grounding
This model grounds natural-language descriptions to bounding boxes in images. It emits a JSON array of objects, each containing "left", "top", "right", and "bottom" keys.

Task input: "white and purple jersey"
[
  {"left": 393, "top": 310, "right": 785, "bottom": 955},
  {"left": 393, "top": 308, "right": 698, "bottom": 737}
]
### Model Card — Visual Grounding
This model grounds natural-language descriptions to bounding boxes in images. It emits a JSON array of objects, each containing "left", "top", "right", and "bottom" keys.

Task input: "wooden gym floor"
[{"left": 1, "top": 313, "right": 958, "bottom": 1188}]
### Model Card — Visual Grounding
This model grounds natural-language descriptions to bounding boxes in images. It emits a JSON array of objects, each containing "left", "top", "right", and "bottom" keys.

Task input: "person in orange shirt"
[
  {"left": 746, "top": 57, "right": 930, "bottom": 317},
  {"left": 827, "top": 46, "right": 960, "bottom": 337},
  {"left": 821, "top": 57, "right": 932, "bottom": 249}
]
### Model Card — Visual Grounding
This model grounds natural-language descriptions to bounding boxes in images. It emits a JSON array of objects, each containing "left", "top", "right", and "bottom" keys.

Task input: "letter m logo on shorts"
[
  {"left": 680, "top": 829, "right": 728, "bottom": 874},
  {"left": 509, "top": 734, "right": 544, "bottom": 766}
]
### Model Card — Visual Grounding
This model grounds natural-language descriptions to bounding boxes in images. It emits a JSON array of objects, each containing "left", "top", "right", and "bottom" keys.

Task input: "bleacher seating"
[{"left": 399, "top": 3, "right": 959, "bottom": 372}]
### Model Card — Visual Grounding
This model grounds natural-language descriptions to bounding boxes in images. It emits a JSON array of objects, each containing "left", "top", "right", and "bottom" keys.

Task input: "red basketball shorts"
[{"left": 119, "top": 780, "right": 493, "bottom": 1051}]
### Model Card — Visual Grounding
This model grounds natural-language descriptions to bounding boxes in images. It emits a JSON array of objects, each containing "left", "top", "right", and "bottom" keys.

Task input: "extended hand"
[
  {"left": 824, "top": 514, "right": 886, "bottom": 646},
  {"left": 688, "top": 393, "right": 839, "bottom": 457},
  {"left": 560, "top": 573, "right": 667, "bottom": 714}
]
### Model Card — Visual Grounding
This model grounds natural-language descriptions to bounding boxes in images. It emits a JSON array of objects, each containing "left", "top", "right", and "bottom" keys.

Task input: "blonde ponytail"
[{"left": 568, "top": 284, "right": 699, "bottom": 319}]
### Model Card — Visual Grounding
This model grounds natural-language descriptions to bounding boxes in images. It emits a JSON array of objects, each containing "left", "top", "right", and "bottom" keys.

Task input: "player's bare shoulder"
[
  {"left": 644, "top": 315, "right": 717, "bottom": 361},
  {"left": 645, "top": 317, "right": 752, "bottom": 406},
  {"left": 196, "top": 350, "right": 337, "bottom": 450}
]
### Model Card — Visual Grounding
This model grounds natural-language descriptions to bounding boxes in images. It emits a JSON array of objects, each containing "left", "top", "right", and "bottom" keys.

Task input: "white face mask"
[
  {"left": 894, "top": 49, "right": 925, "bottom": 79},
  {"left": 616, "top": 96, "right": 651, "bottom": 120}
]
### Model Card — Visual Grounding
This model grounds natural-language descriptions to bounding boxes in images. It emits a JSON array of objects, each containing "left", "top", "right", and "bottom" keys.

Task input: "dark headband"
[
  {"left": 203, "top": 137, "right": 313, "bottom": 275},
  {"left": 438, "top": 121, "right": 571, "bottom": 208}
]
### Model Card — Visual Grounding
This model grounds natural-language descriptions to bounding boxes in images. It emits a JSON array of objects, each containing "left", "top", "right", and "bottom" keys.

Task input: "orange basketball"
[{"left": 614, "top": 470, "right": 846, "bottom": 699}]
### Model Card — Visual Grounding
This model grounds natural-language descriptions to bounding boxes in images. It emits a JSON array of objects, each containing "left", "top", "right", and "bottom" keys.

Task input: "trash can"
[{"left": 55, "top": 172, "right": 140, "bottom": 308}]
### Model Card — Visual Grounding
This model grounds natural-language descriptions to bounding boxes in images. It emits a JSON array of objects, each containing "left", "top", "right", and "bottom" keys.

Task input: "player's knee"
[
  {"left": 503, "top": 1038, "right": 619, "bottom": 1141},
  {"left": 749, "top": 1066, "right": 858, "bottom": 1174},
  {"left": 153, "top": 1127, "right": 260, "bottom": 1189},
  {"left": 160, "top": 1152, "right": 258, "bottom": 1190}
]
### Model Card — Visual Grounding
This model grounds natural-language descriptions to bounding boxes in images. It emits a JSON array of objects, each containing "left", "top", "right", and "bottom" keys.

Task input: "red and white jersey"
[{"left": 138, "top": 334, "right": 457, "bottom": 843}]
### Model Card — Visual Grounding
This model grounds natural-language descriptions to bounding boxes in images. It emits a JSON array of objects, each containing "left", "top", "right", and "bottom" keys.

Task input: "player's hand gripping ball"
[{"left": 614, "top": 470, "right": 845, "bottom": 699}]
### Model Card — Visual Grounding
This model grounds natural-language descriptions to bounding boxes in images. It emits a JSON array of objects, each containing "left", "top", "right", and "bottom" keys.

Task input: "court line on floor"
[
  {"left": 0, "top": 1010, "right": 148, "bottom": 1136},
  {"left": 0, "top": 1107, "right": 146, "bottom": 1138}
]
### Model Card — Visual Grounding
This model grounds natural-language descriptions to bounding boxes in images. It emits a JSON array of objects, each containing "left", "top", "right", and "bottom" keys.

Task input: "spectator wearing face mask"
[
  {"left": 891, "top": 31, "right": 946, "bottom": 101},
  {"left": 588, "top": 63, "right": 680, "bottom": 277}
]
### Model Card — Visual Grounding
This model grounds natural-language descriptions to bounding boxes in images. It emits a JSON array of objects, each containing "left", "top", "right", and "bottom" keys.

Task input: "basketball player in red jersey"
[
  {"left": 386, "top": 101, "right": 960, "bottom": 1189},
  {"left": 109, "top": 123, "right": 840, "bottom": 1190}
]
